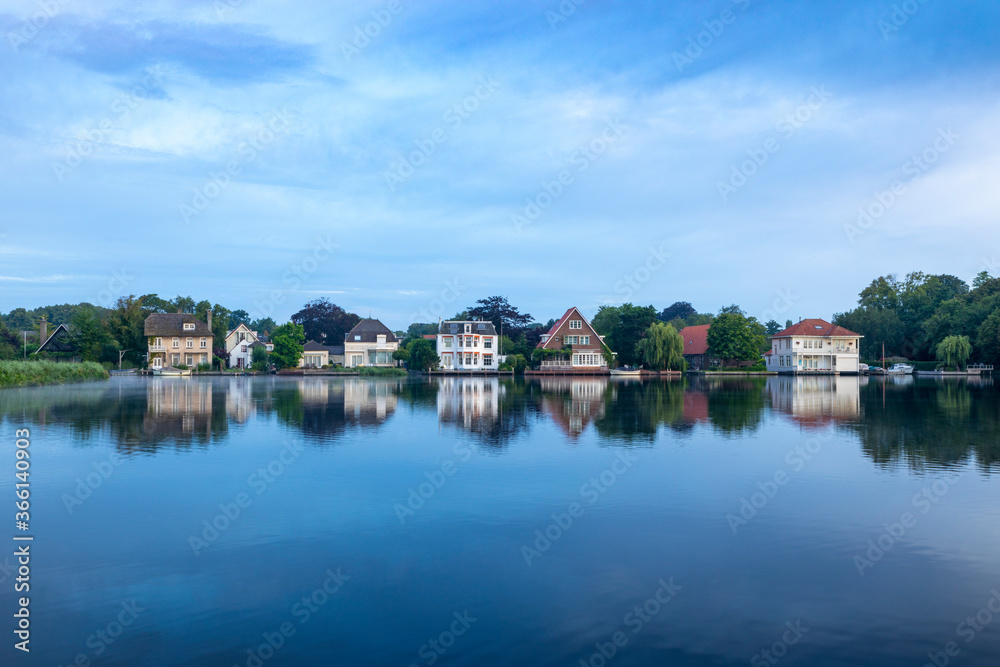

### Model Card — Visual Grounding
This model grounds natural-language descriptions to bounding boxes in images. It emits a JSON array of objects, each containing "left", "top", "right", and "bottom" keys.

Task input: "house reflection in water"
[
  {"left": 766, "top": 375, "right": 860, "bottom": 427},
  {"left": 537, "top": 378, "right": 608, "bottom": 440},
  {"left": 343, "top": 378, "right": 398, "bottom": 425},
  {"left": 437, "top": 376, "right": 503, "bottom": 432},
  {"left": 225, "top": 377, "right": 256, "bottom": 424},
  {"left": 145, "top": 378, "right": 214, "bottom": 439}
]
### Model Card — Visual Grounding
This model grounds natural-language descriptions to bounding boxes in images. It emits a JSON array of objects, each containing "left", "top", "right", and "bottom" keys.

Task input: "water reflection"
[{"left": 1, "top": 375, "right": 997, "bottom": 470}]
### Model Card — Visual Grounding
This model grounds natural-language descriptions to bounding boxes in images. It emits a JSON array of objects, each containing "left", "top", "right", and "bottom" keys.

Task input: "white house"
[
  {"left": 224, "top": 323, "right": 273, "bottom": 369},
  {"left": 344, "top": 318, "right": 400, "bottom": 368},
  {"left": 766, "top": 319, "right": 863, "bottom": 374},
  {"left": 437, "top": 320, "right": 499, "bottom": 370}
]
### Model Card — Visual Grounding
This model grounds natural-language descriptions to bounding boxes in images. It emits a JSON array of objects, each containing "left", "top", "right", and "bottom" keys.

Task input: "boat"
[
  {"left": 886, "top": 363, "right": 914, "bottom": 375},
  {"left": 109, "top": 368, "right": 137, "bottom": 376},
  {"left": 610, "top": 367, "right": 642, "bottom": 377},
  {"left": 152, "top": 366, "right": 192, "bottom": 377}
]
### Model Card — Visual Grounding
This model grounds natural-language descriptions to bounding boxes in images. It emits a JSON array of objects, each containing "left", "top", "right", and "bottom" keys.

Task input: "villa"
[
  {"left": 766, "top": 319, "right": 863, "bottom": 374},
  {"left": 344, "top": 318, "right": 399, "bottom": 368},
  {"left": 535, "top": 307, "right": 610, "bottom": 370},
  {"left": 145, "top": 312, "right": 214, "bottom": 370},
  {"left": 437, "top": 320, "right": 499, "bottom": 370}
]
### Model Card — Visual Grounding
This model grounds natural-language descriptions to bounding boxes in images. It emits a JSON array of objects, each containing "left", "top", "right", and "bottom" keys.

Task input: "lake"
[{"left": 1, "top": 374, "right": 999, "bottom": 666}]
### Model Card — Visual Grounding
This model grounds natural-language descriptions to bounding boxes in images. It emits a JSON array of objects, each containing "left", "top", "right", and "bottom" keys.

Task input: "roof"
[
  {"left": 345, "top": 318, "right": 397, "bottom": 343},
  {"left": 325, "top": 345, "right": 345, "bottom": 355},
  {"left": 679, "top": 324, "right": 710, "bottom": 356},
  {"left": 144, "top": 313, "right": 213, "bottom": 336},
  {"left": 771, "top": 319, "right": 861, "bottom": 338},
  {"left": 535, "top": 307, "right": 598, "bottom": 349},
  {"left": 438, "top": 320, "right": 498, "bottom": 336},
  {"left": 36, "top": 323, "right": 75, "bottom": 353},
  {"left": 303, "top": 340, "right": 327, "bottom": 352}
]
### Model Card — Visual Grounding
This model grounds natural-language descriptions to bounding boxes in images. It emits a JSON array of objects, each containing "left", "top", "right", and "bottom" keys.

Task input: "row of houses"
[{"left": 31, "top": 304, "right": 863, "bottom": 375}]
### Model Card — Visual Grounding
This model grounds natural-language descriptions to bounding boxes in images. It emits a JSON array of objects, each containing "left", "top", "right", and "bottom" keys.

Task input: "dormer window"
[
  {"left": 183, "top": 323, "right": 195, "bottom": 330},
  {"left": 354, "top": 335, "right": 361, "bottom": 341}
]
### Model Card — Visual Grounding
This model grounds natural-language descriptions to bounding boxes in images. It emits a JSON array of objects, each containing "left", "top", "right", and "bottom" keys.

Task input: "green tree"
[
  {"left": 706, "top": 309, "right": 766, "bottom": 364},
  {"left": 592, "top": 304, "right": 657, "bottom": 366},
  {"left": 0, "top": 317, "right": 21, "bottom": 360},
  {"left": 392, "top": 348, "right": 411, "bottom": 363},
  {"left": 270, "top": 323, "right": 305, "bottom": 369},
  {"left": 406, "top": 338, "right": 439, "bottom": 371},
  {"left": 229, "top": 309, "right": 251, "bottom": 329},
  {"left": 170, "top": 296, "right": 196, "bottom": 313},
  {"left": 70, "top": 306, "right": 114, "bottom": 362},
  {"left": 106, "top": 295, "right": 148, "bottom": 366},
  {"left": 976, "top": 310, "right": 1000, "bottom": 366},
  {"left": 250, "top": 344, "right": 270, "bottom": 371},
  {"left": 291, "top": 298, "right": 361, "bottom": 344},
  {"left": 764, "top": 319, "right": 782, "bottom": 335},
  {"left": 466, "top": 296, "right": 534, "bottom": 336},
  {"left": 936, "top": 335, "right": 972, "bottom": 370},
  {"left": 658, "top": 301, "right": 696, "bottom": 323},
  {"left": 251, "top": 317, "right": 278, "bottom": 337},
  {"left": 636, "top": 321, "right": 684, "bottom": 370}
]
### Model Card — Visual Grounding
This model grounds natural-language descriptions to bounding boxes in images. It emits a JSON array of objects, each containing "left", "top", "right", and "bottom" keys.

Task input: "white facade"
[
  {"left": 225, "top": 324, "right": 272, "bottom": 369},
  {"left": 766, "top": 330, "right": 862, "bottom": 374},
  {"left": 437, "top": 320, "right": 500, "bottom": 371},
  {"left": 343, "top": 319, "right": 400, "bottom": 368}
]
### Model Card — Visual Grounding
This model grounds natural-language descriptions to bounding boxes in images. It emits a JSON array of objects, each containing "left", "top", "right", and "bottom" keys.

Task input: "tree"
[
  {"left": 251, "top": 317, "right": 278, "bottom": 337},
  {"left": 465, "top": 296, "right": 533, "bottom": 336},
  {"left": 229, "top": 309, "right": 251, "bottom": 329},
  {"left": 976, "top": 310, "right": 1000, "bottom": 366},
  {"left": 270, "top": 323, "right": 305, "bottom": 369},
  {"left": 170, "top": 296, "right": 196, "bottom": 313},
  {"left": 70, "top": 306, "right": 114, "bottom": 362},
  {"left": 594, "top": 304, "right": 657, "bottom": 366},
  {"left": 859, "top": 275, "right": 902, "bottom": 311},
  {"left": 500, "top": 353, "right": 528, "bottom": 373},
  {"left": 406, "top": 323, "right": 439, "bottom": 341},
  {"left": 764, "top": 319, "right": 782, "bottom": 335},
  {"left": 106, "top": 295, "right": 148, "bottom": 366},
  {"left": 291, "top": 298, "right": 360, "bottom": 344},
  {"left": 706, "top": 309, "right": 766, "bottom": 364},
  {"left": 973, "top": 271, "right": 993, "bottom": 290},
  {"left": 936, "top": 335, "right": 972, "bottom": 370},
  {"left": 406, "top": 338, "right": 439, "bottom": 371},
  {"left": 392, "top": 348, "right": 411, "bottom": 363},
  {"left": 250, "top": 344, "right": 270, "bottom": 371},
  {"left": 659, "top": 302, "right": 696, "bottom": 323},
  {"left": 636, "top": 322, "right": 685, "bottom": 370},
  {"left": 0, "top": 317, "right": 21, "bottom": 360},
  {"left": 139, "top": 294, "right": 172, "bottom": 314}
]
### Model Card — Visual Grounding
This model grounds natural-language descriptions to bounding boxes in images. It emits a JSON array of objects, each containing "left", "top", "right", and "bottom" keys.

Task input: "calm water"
[{"left": 1, "top": 375, "right": 999, "bottom": 666}]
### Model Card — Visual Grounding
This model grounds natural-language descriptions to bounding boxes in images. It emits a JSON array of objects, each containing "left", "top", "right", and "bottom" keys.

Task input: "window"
[
  {"left": 171, "top": 354, "right": 179, "bottom": 365},
  {"left": 466, "top": 336, "right": 474, "bottom": 347},
  {"left": 186, "top": 338, "right": 193, "bottom": 348},
  {"left": 564, "top": 335, "right": 578, "bottom": 345},
  {"left": 172, "top": 338, "right": 179, "bottom": 348},
  {"left": 354, "top": 335, "right": 361, "bottom": 341},
  {"left": 377, "top": 335, "right": 386, "bottom": 344},
  {"left": 477, "top": 323, "right": 485, "bottom": 330},
  {"left": 241, "top": 345, "right": 247, "bottom": 353},
  {"left": 155, "top": 337, "right": 162, "bottom": 347},
  {"left": 200, "top": 354, "right": 207, "bottom": 365},
  {"left": 484, "top": 354, "right": 493, "bottom": 366},
  {"left": 465, "top": 354, "right": 473, "bottom": 365},
  {"left": 186, "top": 354, "right": 193, "bottom": 366},
  {"left": 183, "top": 323, "right": 195, "bottom": 330},
  {"left": 200, "top": 337, "right": 207, "bottom": 348},
  {"left": 581, "top": 336, "right": 590, "bottom": 345},
  {"left": 458, "top": 337, "right": 464, "bottom": 348},
  {"left": 443, "top": 338, "right": 453, "bottom": 348},
  {"left": 569, "top": 320, "right": 582, "bottom": 329},
  {"left": 465, "top": 325, "right": 470, "bottom": 333},
  {"left": 484, "top": 338, "right": 492, "bottom": 349}
]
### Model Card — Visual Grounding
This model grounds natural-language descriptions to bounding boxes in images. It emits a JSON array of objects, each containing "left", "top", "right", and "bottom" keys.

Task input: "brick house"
[{"left": 535, "top": 307, "right": 611, "bottom": 369}]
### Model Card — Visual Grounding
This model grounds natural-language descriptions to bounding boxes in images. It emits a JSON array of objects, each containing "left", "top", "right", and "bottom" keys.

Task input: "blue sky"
[{"left": 2, "top": 0, "right": 999, "bottom": 329}]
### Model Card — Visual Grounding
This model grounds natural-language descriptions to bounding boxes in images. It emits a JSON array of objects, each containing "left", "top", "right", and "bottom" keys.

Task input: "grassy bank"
[
  {"left": 358, "top": 367, "right": 408, "bottom": 377},
  {"left": 0, "top": 361, "right": 110, "bottom": 388}
]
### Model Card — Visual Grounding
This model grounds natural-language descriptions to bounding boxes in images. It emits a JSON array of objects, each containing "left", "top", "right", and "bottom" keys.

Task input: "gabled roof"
[
  {"left": 303, "top": 340, "right": 328, "bottom": 352},
  {"left": 36, "top": 323, "right": 75, "bottom": 354},
  {"left": 772, "top": 319, "right": 861, "bottom": 338},
  {"left": 438, "top": 320, "right": 498, "bottom": 336},
  {"left": 536, "top": 307, "right": 600, "bottom": 349},
  {"left": 225, "top": 323, "right": 257, "bottom": 342},
  {"left": 144, "top": 313, "right": 213, "bottom": 336},
  {"left": 679, "top": 324, "right": 710, "bottom": 356},
  {"left": 346, "top": 318, "right": 397, "bottom": 343}
]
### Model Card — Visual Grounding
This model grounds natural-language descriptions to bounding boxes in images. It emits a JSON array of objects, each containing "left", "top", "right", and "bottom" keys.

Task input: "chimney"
[
  {"left": 177, "top": 308, "right": 182, "bottom": 314},
  {"left": 39, "top": 316, "right": 47, "bottom": 344},
  {"left": 207, "top": 309, "right": 212, "bottom": 331}
]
